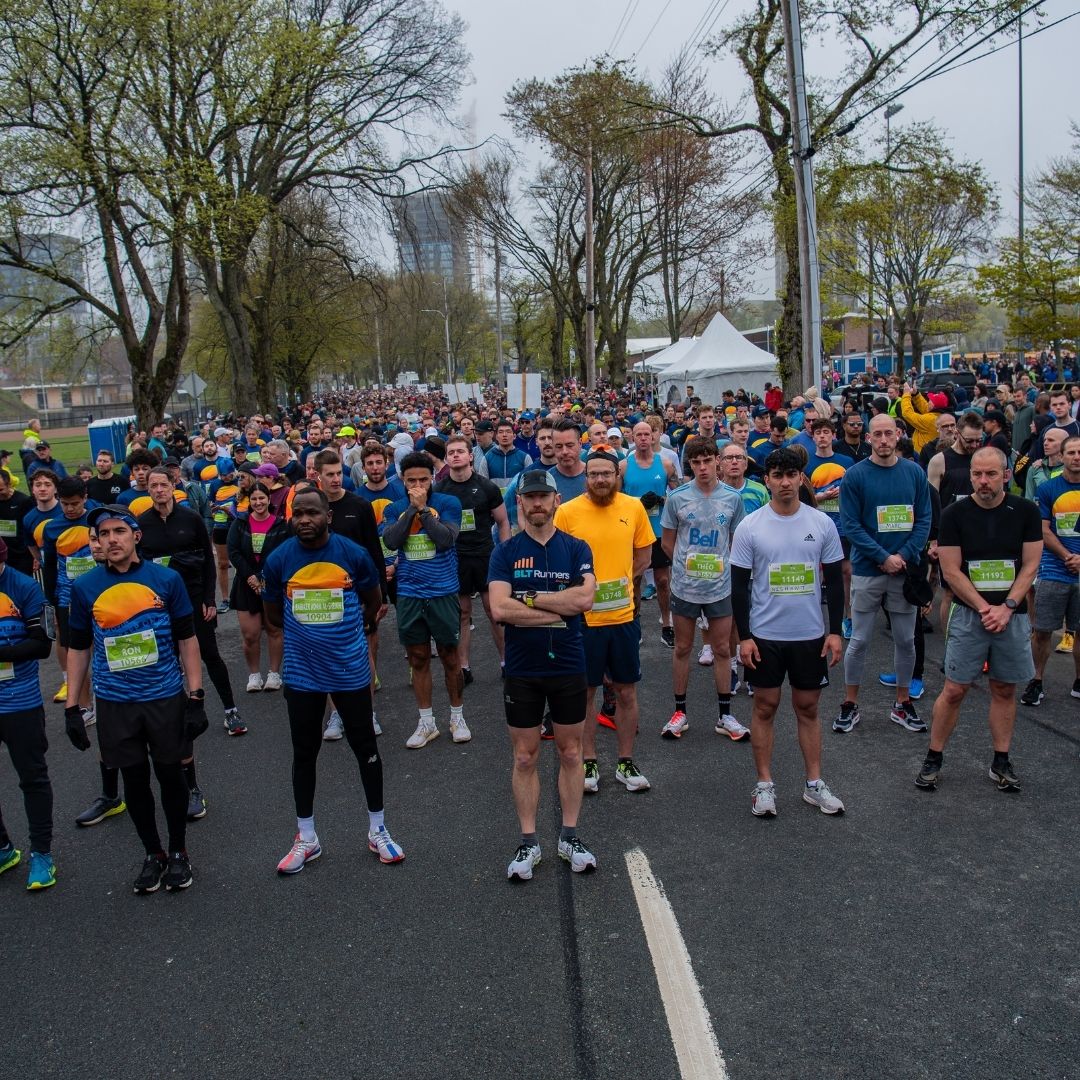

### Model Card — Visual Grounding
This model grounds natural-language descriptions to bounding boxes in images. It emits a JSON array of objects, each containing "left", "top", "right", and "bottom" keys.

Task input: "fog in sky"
[{"left": 447, "top": 0, "right": 1078, "bottom": 299}]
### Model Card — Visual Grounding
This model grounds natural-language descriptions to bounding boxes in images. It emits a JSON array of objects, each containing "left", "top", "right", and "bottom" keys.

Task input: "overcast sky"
[{"left": 448, "top": 0, "right": 1078, "bottom": 298}]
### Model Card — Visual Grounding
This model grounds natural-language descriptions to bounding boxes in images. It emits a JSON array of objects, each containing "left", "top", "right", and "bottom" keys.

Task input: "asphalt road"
[{"left": 3, "top": 601, "right": 1079, "bottom": 1080}]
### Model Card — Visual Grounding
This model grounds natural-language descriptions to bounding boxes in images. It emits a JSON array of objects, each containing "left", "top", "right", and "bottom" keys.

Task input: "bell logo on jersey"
[{"left": 688, "top": 526, "right": 721, "bottom": 546}]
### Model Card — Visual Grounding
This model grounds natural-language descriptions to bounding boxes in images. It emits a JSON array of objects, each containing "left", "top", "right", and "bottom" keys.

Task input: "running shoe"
[
  {"left": 368, "top": 826, "right": 405, "bottom": 863},
  {"left": 0, "top": 843, "right": 20, "bottom": 876},
  {"left": 601, "top": 684, "right": 617, "bottom": 717},
  {"left": 597, "top": 710, "right": 617, "bottom": 731},
  {"left": 246, "top": 673, "right": 264, "bottom": 693},
  {"left": 223, "top": 707, "right": 247, "bottom": 736},
  {"left": 507, "top": 842, "right": 542, "bottom": 881},
  {"left": 277, "top": 834, "right": 321, "bottom": 874},
  {"left": 890, "top": 700, "right": 926, "bottom": 733},
  {"left": 450, "top": 716, "right": 472, "bottom": 743},
  {"left": 641, "top": 584, "right": 657, "bottom": 600},
  {"left": 989, "top": 759, "right": 1021, "bottom": 792},
  {"left": 1072, "top": 679, "right": 1080, "bottom": 700},
  {"left": 698, "top": 643, "right": 714, "bottom": 666},
  {"left": 53, "top": 681, "right": 68, "bottom": 704},
  {"left": 462, "top": 667, "right": 474, "bottom": 687},
  {"left": 163, "top": 851, "right": 193, "bottom": 891},
  {"left": 186, "top": 786, "right": 207, "bottom": 821},
  {"left": 803, "top": 780, "right": 845, "bottom": 814},
  {"left": 715, "top": 714, "right": 750, "bottom": 741},
  {"left": 660, "top": 625, "right": 675, "bottom": 648},
  {"left": 133, "top": 853, "right": 167, "bottom": 894},
  {"left": 373, "top": 713, "right": 383, "bottom": 736},
  {"left": 915, "top": 754, "right": 942, "bottom": 790},
  {"left": 878, "top": 673, "right": 925, "bottom": 700},
  {"left": 1020, "top": 678, "right": 1044, "bottom": 708},
  {"left": 751, "top": 781, "right": 777, "bottom": 817},
  {"left": 405, "top": 719, "right": 439, "bottom": 748},
  {"left": 263, "top": 671, "right": 282, "bottom": 692},
  {"left": 841, "top": 617, "right": 852, "bottom": 640},
  {"left": 323, "top": 711, "right": 344, "bottom": 740},
  {"left": 75, "top": 795, "right": 125, "bottom": 827},
  {"left": 1056, "top": 631, "right": 1074, "bottom": 654},
  {"left": 81, "top": 706, "right": 96, "bottom": 727},
  {"left": 26, "top": 851, "right": 55, "bottom": 890},
  {"left": 661, "top": 710, "right": 688, "bottom": 739},
  {"left": 216, "top": 600, "right": 230, "bottom": 615},
  {"left": 615, "top": 760, "right": 650, "bottom": 792},
  {"left": 540, "top": 712, "right": 554, "bottom": 740},
  {"left": 583, "top": 759, "right": 600, "bottom": 793},
  {"left": 373, "top": 672, "right": 381, "bottom": 692},
  {"left": 833, "top": 700, "right": 860, "bottom": 733},
  {"left": 558, "top": 836, "right": 597, "bottom": 873},
  {"left": 730, "top": 658, "right": 742, "bottom": 694}
]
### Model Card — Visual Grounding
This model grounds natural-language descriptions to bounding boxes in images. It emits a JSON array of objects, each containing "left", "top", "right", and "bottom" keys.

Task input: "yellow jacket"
[{"left": 899, "top": 392, "right": 939, "bottom": 453}]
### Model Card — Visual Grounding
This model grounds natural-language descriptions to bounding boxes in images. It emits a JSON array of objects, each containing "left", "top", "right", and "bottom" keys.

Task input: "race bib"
[
  {"left": 460, "top": 508, "right": 476, "bottom": 532},
  {"left": 404, "top": 532, "right": 437, "bottom": 560},
  {"left": 153, "top": 556, "right": 172, "bottom": 567},
  {"left": 213, "top": 509, "right": 228, "bottom": 525},
  {"left": 969, "top": 559, "right": 1015, "bottom": 592},
  {"left": 379, "top": 537, "right": 394, "bottom": 561},
  {"left": 818, "top": 497, "right": 839, "bottom": 514},
  {"left": 1054, "top": 510, "right": 1079, "bottom": 537},
  {"left": 66, "top": 555, "right": 96, "bottom": 580},
  {"left": 0, "top": 661, "right": 13, "bottom": 681},
  {"left": 292, "top": 588, "right": 344, "bottom": 625},
  {"left": 0, "top": 519, "right": 17, "bottom": 537},
  {"left": 686, "top": 552, "right": 724, "bottom": 580},
  {"left": 876, "top": 504, "right": 914, "bottom": 532},
  {"left": 104, "top": 630, "right": 159, "bottom": 672},
  {"left": 768, "top": 562, "right": 816, "bottom": 595},
  {"left": 251, "top": 533, "right": 265, "bottom": 555},
  {"left": 593, "top": 577, "right": 631, "bottom": 612}
]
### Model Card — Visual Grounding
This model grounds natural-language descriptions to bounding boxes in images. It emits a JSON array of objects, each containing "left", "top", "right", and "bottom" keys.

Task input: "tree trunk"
[
  {"left": 199, "top": 256, "right": 257, "bottom": 414},
  {"left": 772, "top": 179, "right": 801, "bottom": 395}
]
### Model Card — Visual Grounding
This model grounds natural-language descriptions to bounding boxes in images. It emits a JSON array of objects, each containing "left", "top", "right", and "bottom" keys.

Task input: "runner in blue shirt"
[
  {"left": 66, "top": 505, "right": 207, "bottom": 895},
  {"left": 262, "top": 488, "right": 403, "bottom": 874},
  {"left": 0, "top": 540, "right": 56, "bottom": 890},
  {"left": 382, "top": 452, "right": 467, "bottom": 748}
]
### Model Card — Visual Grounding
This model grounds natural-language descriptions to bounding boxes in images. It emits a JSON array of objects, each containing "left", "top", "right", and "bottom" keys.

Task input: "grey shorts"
[
  {"left": 670, "top": 592, "right": 733, "bottom": 621},
  {"left": 943, "top": 605, "right": 1035, "bottom": 685},
  {"left": 851, "top": 573, "right": 912, "bottom": 614},
  {"left": 1032, "top": 579, "right": 1080, "bottom": 633}
]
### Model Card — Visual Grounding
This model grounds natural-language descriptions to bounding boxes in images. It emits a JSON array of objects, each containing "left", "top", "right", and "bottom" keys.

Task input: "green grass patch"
[{"left": 0, "top": 433, "right": 92, "bottom": 471}]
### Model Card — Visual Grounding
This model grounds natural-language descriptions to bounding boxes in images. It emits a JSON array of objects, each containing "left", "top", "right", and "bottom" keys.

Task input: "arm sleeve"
[
  {"left": 355, "top": 502, "right": 388, "bottom": 599},
  {"left": 194, "top": 514, "right": 215, "bottom": 607},
  {"left": 731, "top": 565, "right": 753, "bottom": 640},
  {"left": 381, "top": 504, "right": 418, "bottom": 550},
  {"left": 420, "top": 510, "right": 459, "bottom": 551},
  {"left": 171, "top": 614, "right": 196, "bottom": 641},
  {"left": 822, "top": 560, "right": 845, "bottom": 636},
  {"left": 0, "top": 624, "right": 51, "bottom": 662}
]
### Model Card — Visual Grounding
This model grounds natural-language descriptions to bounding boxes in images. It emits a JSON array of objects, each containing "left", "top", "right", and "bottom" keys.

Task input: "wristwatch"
[
  {"left": 188, "top": 688, "right": 205, "bottom": 700},
  {"left": 524, "top": 591, "right": 537, "bottom": 608},
  {"left": 1004, "top": 598, "right": 1018, "bottom": 611}
]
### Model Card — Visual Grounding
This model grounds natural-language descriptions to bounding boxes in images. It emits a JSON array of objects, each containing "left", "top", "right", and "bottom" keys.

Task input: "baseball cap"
[
  {"left": 253, "top": 463, "right": 279, "bottom": 478},
  {"left": 214, "top": 427, "right": 231, "bottom": 438},
  {"left": 517, "top": 470, "right": 558, "bottom": 495},
  {"left": 519, "top": 411, "right": 535, "bottom": 422},
  {"left": 36, "top": 441, "right": 50, "bottom": 449},
  {"left": 163, "top": 455, "right": 181, "bottom": 467},
  {"left": 337, "top": 425, "right": 356, "bottom": 437},
  {"left": 751, "top": 405, "right": 770, "bottom": 418},
  {"left": 475, "top": 420, "right": 494, "bottom": 433},
  {"left": 88, "top": 505, "right": 139, "bottom": 532},
  {"left": 927, "top": 392, "right": 949, "bottom": 410},
  {"left": 424, "top": 426, "right": 440, "bottom": 438},
  {"left": 606, "top": 426, "right": 623, "bottom": 438}
]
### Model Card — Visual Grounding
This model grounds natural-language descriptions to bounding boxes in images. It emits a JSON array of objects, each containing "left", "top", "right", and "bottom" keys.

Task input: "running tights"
[
  {"left": 121, "top": 760, "right": 188, "bottom": 855},
  {"left": 844, "top": 606, "right": 917, "bottom": 690},
  {"left": 194, "top": 617, "right": 236, "bottom": 710},
  {"left": 284, "top": 688, "right": 382, "bottom": 819}
]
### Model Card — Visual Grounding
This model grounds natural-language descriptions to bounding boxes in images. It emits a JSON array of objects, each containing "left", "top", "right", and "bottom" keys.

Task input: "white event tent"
[{"left": 656, "top": 313, "right": 778, "bottom": 406}]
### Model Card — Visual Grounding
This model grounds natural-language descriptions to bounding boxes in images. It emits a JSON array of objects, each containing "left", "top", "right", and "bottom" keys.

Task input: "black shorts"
[
  {"left": 212, "top": 527, "right": 230, "bottom": 546},
  {"left": 750, "top": 637, "right": 826, "bottom": 691},
  {"left": 650, "top": 537, "right": 671, "bottom": 570},
  {"left": 503, "top": 674, "right": 588, "bottom": 728},
  {"left": 56, "top": 605, "right": 70, "bottom": 649},
  {"left": 457, "top": 553, "right": 492, "bottom": 596},
  {"left": 96, "top": 690, "right": 191, "bottom": 769}
]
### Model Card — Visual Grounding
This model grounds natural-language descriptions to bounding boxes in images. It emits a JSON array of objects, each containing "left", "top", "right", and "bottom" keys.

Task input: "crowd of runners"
[{"left": 0, "top": 369, "right": 1076, "bottom": 893}]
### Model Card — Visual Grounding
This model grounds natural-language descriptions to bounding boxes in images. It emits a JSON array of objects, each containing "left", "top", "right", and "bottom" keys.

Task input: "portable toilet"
[{"left": 88, "top": 416, "right": 135, "bottom": 464}]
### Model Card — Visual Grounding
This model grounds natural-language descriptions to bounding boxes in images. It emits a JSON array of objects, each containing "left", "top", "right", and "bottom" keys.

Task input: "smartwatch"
[
  {"left": 1003, "top": 598, "right": 1018, "bottom": 611},
  {"left": 524, "top": 591, "right": 537, "bottom": 608}
]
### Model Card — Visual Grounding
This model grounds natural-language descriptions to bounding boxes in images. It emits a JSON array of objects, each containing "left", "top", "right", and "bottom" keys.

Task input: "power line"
[
  {"left": 610, "top": 0, "right": 644, "bottom": 55},
  {"left": 633, "top": 0, "right": 676, "bottom": 57},
  {"left": 932, "top": 7, "right": 1079, "bottom": 76},
  {"left": 607, "top": 0, "right": 637, "bottom": 54},
  {"left": 683, "top": 0, "right": 726, "bottom": 56}
]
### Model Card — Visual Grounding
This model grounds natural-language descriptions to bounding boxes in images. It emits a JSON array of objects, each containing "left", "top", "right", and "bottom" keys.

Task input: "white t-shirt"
[{"left": 729, "top": 503, "right": 843, "bottom": 642}]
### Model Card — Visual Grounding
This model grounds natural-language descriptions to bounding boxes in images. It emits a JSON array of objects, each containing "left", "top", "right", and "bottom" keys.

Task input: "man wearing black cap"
[
  {"left": 490, "top": 470, "right": 598, "bottom": 879},
  {"left": 66, "top": 505, "right": 208, "bottom": 894},
  {"left": 26, "top": 442, "right": 68, "bottom": 481}
]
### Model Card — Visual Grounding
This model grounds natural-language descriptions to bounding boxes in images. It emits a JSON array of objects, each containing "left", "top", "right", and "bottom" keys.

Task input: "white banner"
[{"left": 506, "top": 372, "right": 541, "bottom": 411}]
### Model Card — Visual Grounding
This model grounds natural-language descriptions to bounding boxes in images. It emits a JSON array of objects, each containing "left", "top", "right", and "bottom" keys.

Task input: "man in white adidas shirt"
[{"left": 729, "top": 447, "right": 847, "bottom": 819}]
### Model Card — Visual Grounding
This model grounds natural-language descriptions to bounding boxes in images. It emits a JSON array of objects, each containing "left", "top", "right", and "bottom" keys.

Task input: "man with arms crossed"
[
  {"left": 730, "top": 448, "right": 846, "bottom": 817},
  {"left": 490, "top": 471, "right": 597, "bottom": 879}
]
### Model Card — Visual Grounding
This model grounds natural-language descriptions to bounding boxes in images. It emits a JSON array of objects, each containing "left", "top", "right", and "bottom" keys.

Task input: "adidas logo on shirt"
[{"left": 803, "top": 533, "right": 815, "bottom": 541}]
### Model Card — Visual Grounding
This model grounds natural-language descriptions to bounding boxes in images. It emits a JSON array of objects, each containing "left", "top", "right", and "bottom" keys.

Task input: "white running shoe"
[
  {"left": 696, "top": 614, "right": 709, "bottom": 630},
  {"left": 661, "top": 710, "right": 688, "bottom": 739},
  {"left": 246, "top": 673, "right": 264, "bottom": 692},
  {"left": 323, "top": 711, "right": 344, "bottom": 741},
  {"left": 406, "top": 719, "right": 439, "bottom": 749},
  {"left": 263, "top": 671, "right": 282, "bottom": 691},
  {"left": 558, "top": 836, "right": 597, "bottom": 873},
  {"left": 277, "top": 834, "right": 321, "bottom": 874},
  {"left": 698, "top": 643, "right": 714, "bottom": 666},
  {"left": 372, "top": 713, "right": 382, "bottom": 736},
  {"left": 803, "top": 779, "right": 845, "bottom": 814},
  {"left": 368, "top": 826, "right": 405, "bottom": 863},
  {"left": 507, "top": 842, "right": 542, "bottom": 880},
  {"left": 751, "top": 781, "right": 777, "bottom": 817},
  {"left": 614, "top": 760, "right": 651, "bottom": 791},
  {"left": 715, "top": 714, "right": 751, "bottom": 741},
  {"left": 450, "top": 716, "right": 472, "bottom": 743},
  {"left": 81, "top": 706, "right": 96, "bottom": 727}
]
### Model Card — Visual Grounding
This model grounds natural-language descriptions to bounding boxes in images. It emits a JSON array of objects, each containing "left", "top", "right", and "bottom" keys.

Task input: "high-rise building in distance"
[{"left": 394, "top": 192, "right": 472, "bottom": 286}]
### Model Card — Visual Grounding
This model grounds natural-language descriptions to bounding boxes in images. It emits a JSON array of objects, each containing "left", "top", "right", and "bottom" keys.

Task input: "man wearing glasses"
[
  {"left": 928, "top": 412, "right": 983, "bottom": 507},
  {"left": 836, "top": 415, "right": 871, "bottom": 462}
]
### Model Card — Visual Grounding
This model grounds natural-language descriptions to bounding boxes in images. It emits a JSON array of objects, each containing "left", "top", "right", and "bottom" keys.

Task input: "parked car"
[{"left": 916, "top": 370, "right": 977, "bottom": 393}]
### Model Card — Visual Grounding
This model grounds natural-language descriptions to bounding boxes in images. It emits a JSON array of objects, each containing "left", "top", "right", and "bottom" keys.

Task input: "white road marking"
[{"left": 625, "top": 847, "right": 728, "bottom": 1080}]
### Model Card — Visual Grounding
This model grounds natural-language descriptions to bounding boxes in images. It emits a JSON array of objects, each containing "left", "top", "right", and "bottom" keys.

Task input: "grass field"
[{"left": 0, "top": 431, "right": 93, "bottom": 476}]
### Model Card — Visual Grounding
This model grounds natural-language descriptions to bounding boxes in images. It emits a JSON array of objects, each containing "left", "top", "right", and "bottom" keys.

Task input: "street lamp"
[
  {"left": 884, "top": 103, "right": 904, "bottom": 370},
  {"left": 421, "top": 279, "right": 452, "bottom": 388}
]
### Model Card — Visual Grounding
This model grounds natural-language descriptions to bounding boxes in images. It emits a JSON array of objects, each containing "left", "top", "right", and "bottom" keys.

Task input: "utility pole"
[
  {"left": 780, "top": 0, "right": 823, "bottom": 393},
  {"left": 1017, "top": 9, "right": 1025, "bottom": 365},
  {"left": 584, "top": 143, "right": 596, "bottom": 390},
  {"left": 493, "top": 236, "right": 505, "bottom": 385},
  {"left": 885, "top": 103, "right": 904, "bottom": 370},
  {"left": 374, "top": 313, "right": 385, "bottom": 387}
]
